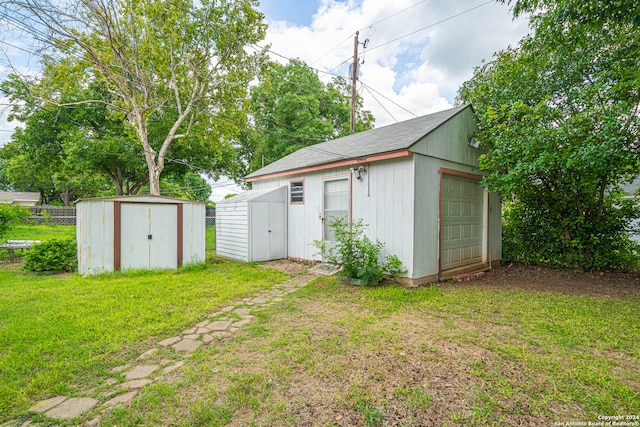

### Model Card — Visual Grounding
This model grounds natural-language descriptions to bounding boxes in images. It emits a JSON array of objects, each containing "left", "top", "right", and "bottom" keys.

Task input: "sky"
[{"left": 0, "top": 0, "right": 531, "bottom": 202}]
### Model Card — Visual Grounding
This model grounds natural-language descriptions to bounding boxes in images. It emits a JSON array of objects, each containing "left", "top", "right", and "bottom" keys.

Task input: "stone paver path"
[{"left": 14, "top": 261, "right": 316, "bottom": 426}]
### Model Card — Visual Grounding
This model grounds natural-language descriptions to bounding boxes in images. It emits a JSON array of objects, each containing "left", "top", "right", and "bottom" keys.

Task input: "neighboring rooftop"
[
  {"left": 246, "top": 104, "right": 471, "bottom": 180},
  {"left": 0, "top": 191, "right": 40, "bottom": 206}
]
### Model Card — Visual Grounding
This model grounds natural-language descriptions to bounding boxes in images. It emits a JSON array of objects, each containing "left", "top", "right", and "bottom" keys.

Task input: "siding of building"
[{"left": 216, "top": 198, "right": 249, "bottom": 262}]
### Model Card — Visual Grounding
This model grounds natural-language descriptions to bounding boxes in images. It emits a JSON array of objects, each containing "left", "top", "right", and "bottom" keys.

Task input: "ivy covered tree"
[
  {"left": 234, "top": 59, "right": 374, "bottom": 178},
  {"left": 458, "top": 0, "right": 640, "bottom": 269}
]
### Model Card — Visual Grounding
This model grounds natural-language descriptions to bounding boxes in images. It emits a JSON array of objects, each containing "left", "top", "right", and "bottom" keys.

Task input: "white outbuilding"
[
  {"left": 76, "top": 195, "right": 205, "bottom": 275},
  {"left": 215, "top": 186, "right": 287, "bottom": 262},
  {"left": 236, "top": 105, "right": 502, "bottom": 285}
]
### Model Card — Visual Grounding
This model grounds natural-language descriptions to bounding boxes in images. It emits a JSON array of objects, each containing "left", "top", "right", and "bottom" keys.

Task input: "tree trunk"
[
  {"left": 60, "top": 190, "right": 71, "bottom": 206},
  {"left": 148, "top": 165, "right": 162, "bottom": 196}
]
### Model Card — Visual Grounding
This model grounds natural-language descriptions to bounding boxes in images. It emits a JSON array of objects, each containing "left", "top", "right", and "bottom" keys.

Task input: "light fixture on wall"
[{"left": 349, "top": 165, "right": 367, "bottom": 180}]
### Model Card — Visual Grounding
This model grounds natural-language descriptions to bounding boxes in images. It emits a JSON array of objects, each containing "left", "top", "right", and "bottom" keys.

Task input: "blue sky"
[
  {"left": 0, "top": 0, "right": 530, "bottom": 200},
  {"left": 257, "top": 0, "right": 324, "bottom": 26}
]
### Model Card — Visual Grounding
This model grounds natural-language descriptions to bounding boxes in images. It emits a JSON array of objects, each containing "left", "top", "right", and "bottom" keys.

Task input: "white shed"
[
  {"left": 76, "top": 195, "right": 205, "bottom": 275},
  {"left": 216, "top": 186, "right": 287, "bottom": 262}
]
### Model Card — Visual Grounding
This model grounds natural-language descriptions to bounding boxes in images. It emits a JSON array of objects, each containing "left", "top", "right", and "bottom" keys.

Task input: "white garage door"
[{"left": 441, "top": 174, "right": 483, "bottom": 271}]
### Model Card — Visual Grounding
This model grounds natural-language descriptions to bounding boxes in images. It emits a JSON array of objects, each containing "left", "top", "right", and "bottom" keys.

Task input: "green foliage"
[
  {"left": 458, "top": 0, "right": 640, "bottom": 270},
  {"left": 357, "top": 401, "right": 383, "bottom": 427},
  {"left": 141, "top": 171, "right": 212, "bottom": 202},
  {"left": 233, "top": 59, "right": 375, "bottom": 180},
  {"left": 313, "top": 218, "right": 406, "bottom": 285},
  {"left": 4, "top": 0, "right": 268, "bottom": 196},
  {"left": 502, "top": 201, "right": 640, "bottom": 270},
  {"left": 23, "top": 238, "right": 77, "bottom": 272},
  {"left": 0, "top": 204, "right": 29, "bottom": 241}
]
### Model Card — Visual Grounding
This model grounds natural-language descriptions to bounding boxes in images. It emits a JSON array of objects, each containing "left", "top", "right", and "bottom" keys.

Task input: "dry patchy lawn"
[{"left": 103, "top": 264, "right": 640, "bottom": 427}]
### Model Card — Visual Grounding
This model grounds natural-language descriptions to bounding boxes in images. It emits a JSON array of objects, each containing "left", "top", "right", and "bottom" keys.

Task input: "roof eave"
[{"left": 245, "top": 150, "right": 411, "bottom": 182}]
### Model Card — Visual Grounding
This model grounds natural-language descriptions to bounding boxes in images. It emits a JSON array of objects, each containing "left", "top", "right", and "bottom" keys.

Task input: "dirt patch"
[
  {"left": 442, "top": 264, "right": 640, "bottom": 299},
  {"left": 262, "top": 258, "right": 317, "bottom": 276}
]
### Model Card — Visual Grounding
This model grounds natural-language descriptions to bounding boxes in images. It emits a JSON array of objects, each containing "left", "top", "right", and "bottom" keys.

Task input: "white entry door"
[
  {"left": 323, "top": 178, "right": 350, "bottom": 242},
  {"left": 120, "top": 203, "right": 178, "bottom": 270},
  {"left": 441, "top": 174, "right": 483, "bottom": 271}
]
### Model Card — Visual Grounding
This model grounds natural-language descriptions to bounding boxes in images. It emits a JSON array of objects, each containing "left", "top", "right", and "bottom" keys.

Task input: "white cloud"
[{"left": 262, "top": 0, "right": 530, "bottom": 127}]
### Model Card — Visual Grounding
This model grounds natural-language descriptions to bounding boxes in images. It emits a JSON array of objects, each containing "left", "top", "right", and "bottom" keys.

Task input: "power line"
[
  {"left": 359, "top": 0, "right": 429, "bottom": 32},
  {"left": 367, "top": 0, "right": 494, "bottom": 52},
  {"left": 359, "top": 81, "right": 419, "bottom": 118},
  {"left": 362, "top": 84, "right": 397, "bottom": 123}
]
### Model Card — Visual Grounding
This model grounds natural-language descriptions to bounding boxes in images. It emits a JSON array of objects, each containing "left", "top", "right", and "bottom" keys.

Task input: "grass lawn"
[
  {"left": 5, "top": 224, "right": 76, "bottom": 241},
  {"left": 2, "top": 225, "right": 638, "bottom": 425},
  {"left": 100, "top": 274, "right": 640, "bottom": 427},
  {"left": 0, "top": 225, "right": 293, "bottom": 422}
]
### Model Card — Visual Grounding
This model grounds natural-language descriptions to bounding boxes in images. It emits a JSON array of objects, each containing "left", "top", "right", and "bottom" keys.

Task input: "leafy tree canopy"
[
  {"left": 232, "top": 59, "right": 374, "bottom": 179},
  {"left": 458, "top": 0, "right": 640, "bottom": 269},
  {"left": 2, "top": 0, "right": 268, "bottom": 195}
]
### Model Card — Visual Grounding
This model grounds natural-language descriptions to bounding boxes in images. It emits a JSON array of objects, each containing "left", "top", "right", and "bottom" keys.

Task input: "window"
[{"left": 290, "top": 180, "right": 304, "bottom": 204}]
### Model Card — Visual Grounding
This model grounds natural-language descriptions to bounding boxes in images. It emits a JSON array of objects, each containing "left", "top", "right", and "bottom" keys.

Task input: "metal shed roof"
[
  {"left": 217, "top": 186, "right": 286, "bottom": 204},
  {"left": 246, "top": 105, "right": 471, "bottom": 180}
]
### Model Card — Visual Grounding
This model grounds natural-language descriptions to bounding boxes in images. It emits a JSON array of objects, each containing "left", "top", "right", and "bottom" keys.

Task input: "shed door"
[
  {"left": 441, "top": 174, "right": 483, "bottom": 271},
  {"left": 120, "top": 203, "right": 178, "bottom": 270},
  {"left": 250, "top": 201, "right": 286, "bottom": 261}
]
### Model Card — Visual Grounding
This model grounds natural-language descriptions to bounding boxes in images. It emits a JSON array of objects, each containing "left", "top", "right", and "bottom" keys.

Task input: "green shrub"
[
  {"left": 23, "top": 238, "right": 77, "bottom": 272},
  {"left": 0, "top": 204, "right": 30, "bottom": 241},
  {"left": 502, "top": 200, "right": 640, "bottom": 271},
  {"left": 313, "top": 218, "right": 406, "bottom": 285}
]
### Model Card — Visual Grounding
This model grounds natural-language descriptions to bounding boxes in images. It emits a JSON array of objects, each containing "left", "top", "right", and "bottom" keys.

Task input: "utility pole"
[{"left": 350, "top": 31, "right": 359, "bottom": 135}]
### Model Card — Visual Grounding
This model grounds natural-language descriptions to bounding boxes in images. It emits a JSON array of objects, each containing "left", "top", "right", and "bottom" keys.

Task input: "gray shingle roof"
[{"left": 246, "top": 105, "right": 471, "bottom": 179}]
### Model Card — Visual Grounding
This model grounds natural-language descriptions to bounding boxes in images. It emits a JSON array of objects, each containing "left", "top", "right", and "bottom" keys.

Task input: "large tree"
[
  {"left": 2, "top": 0, "right": 267, "bottom": 194},
  {"left": 458, "top": 0, "right": 640, "bottom": 269},
  {"left": 234, "top": 59, "right": 374, "bottom": 178},
  {"left": 1, "top": 61, "right": 149, "bottom": 201}
]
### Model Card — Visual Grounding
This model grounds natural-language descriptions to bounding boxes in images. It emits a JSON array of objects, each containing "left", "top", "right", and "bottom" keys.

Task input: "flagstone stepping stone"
[
  {"left": 220, "top": 306, "right": 234, "bottom": 312},
  {"left": 231, "top": 319, "right": 251, "bottom": 328},
  {"left": 138, "top": 348, "right": 158, "bottom": 360},
  {"left": 251, "top": 297, "right": 269, "bottom": 304},
  {"left": 202, "top": 334, "right": 214, "bottom": 343},
  {"left": 196, "top": 327, "right": 210, "bottom": 334},
  {"left": 172, "top": 338, "right": 201, "bottom": 353},
  {"left": 104, "top": 391, "right": 138, "bottom": 408},
  {"left": 162, "top": 360, "right": 184, "bottom": 374},
  {"left": 120, "top": 379, "right": 151, "bottom": 389},
  {"left": 207, "top": 320, "right": 232, "bottom": 331},
  {"left": 30, "top": 396, "right": 67, "bottom": 413},
  {"left": 158, "top": 336, "right": 181, "bottom": 347},
  {"left": 124, "top": 365, "right": 158, "bottom": 380},
  {"left": 233, "top": 308, "right": 252, "bottom": 316},
  {"left": 184, "top": 333, "right": 199, "bottom": 340},
  {"left": 45, "top": 397, "right": 98, "bottom": 419}
]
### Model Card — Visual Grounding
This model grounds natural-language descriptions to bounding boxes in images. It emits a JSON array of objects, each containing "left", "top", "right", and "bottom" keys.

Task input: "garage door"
[{"left": 441, "top": 174, "right": 483, "bottom": 271}]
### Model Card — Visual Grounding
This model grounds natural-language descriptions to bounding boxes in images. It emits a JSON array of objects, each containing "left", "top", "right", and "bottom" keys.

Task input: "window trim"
[{"left": 290, "top": 179, "right": 304, "bottom": 204}]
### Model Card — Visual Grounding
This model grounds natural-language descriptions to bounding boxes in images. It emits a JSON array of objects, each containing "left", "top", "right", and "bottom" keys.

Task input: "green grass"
[
  {"left": 0, "top": 222, "right": 288, "bottom": 421},
  {"left": 5, "top": 224, "right": 76, "bottom": 241},
  {"left": 101, "top": 277, "right": 640, "bottom": 426}
]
